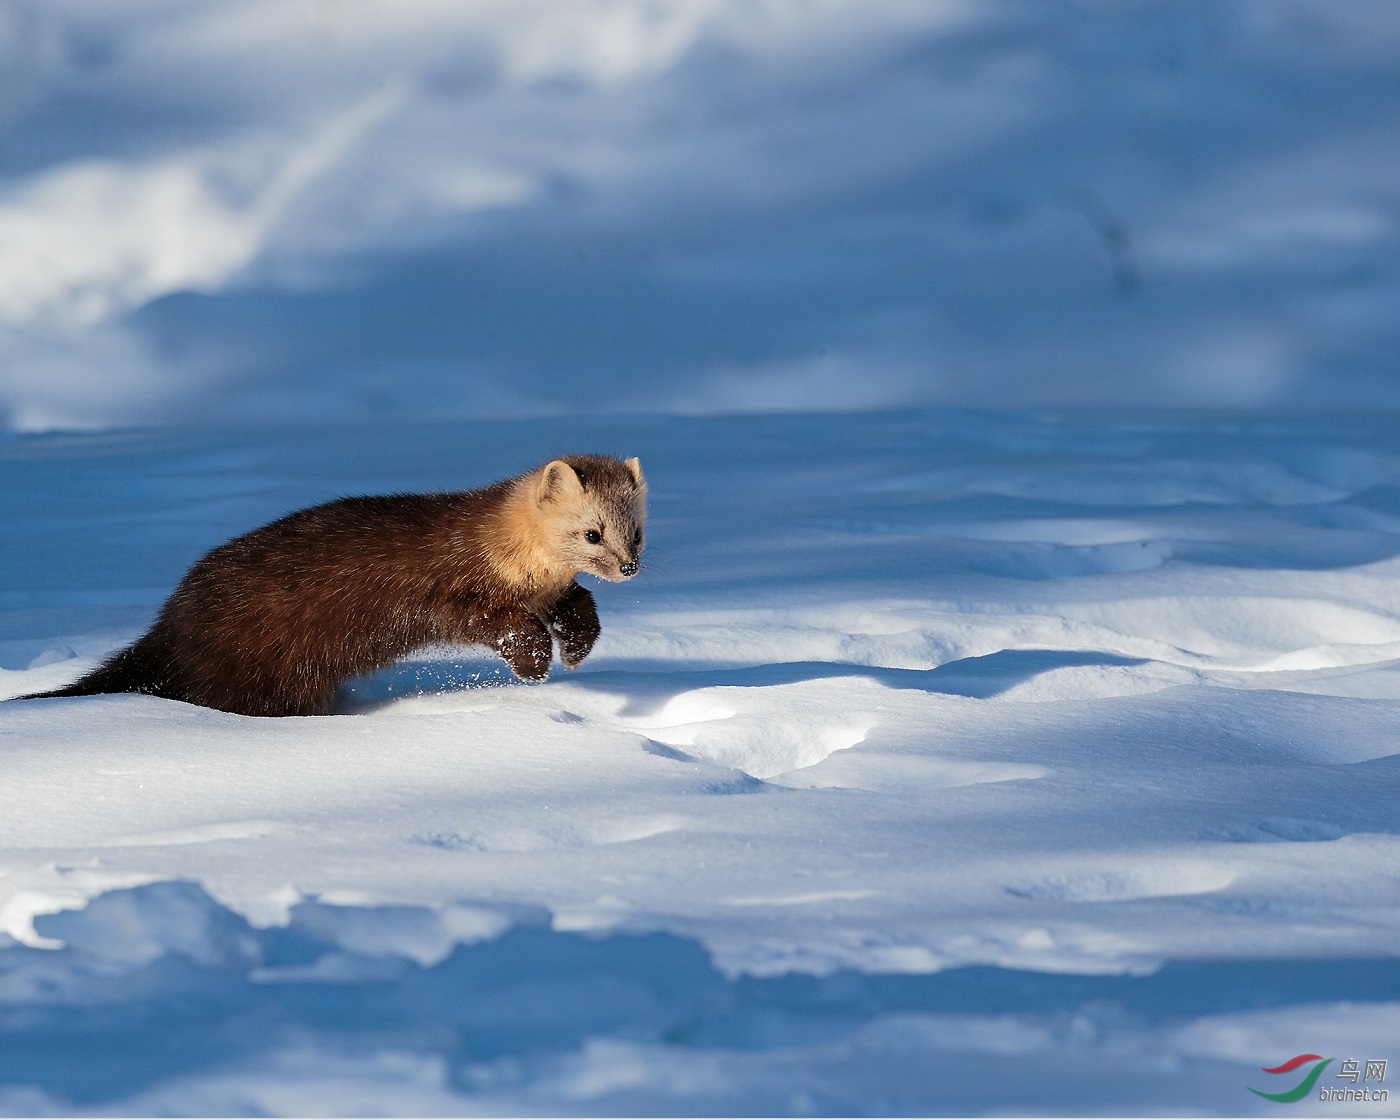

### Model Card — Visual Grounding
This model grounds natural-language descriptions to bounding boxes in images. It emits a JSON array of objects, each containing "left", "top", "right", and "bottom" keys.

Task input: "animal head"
[{"left": 530, "top": 455, "right": 647, "bottom": 582}]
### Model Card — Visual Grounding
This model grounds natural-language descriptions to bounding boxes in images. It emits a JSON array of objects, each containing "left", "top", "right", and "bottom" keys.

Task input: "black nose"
[{"left": 619, "top": 560, "right": 638, "bottom": 577}]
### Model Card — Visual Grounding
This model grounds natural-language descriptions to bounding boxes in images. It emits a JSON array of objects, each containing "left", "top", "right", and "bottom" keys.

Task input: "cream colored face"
[{"left": 534, "top": 458, "right": 647, "bottom": 581}]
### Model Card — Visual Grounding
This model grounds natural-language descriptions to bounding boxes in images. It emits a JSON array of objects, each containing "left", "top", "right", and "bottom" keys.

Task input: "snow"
[
  {"left": 3, "top": 1, "right": 1400, "bottom": 1112},
  {"left": 3, "top": 409, "right": 1400, "bottom": 1114},
  {"left": 3, "top": 1, "right": 1400, "bottom": 426}
]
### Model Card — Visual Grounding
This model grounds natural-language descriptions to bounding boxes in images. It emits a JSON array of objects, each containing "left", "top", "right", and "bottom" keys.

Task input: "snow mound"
[
  {"left": 3, "top": 409, "right": 1400, "bottom": 1112},
  {"left": 3, "top": 881, "right": 1400, "bottom": 1116}
]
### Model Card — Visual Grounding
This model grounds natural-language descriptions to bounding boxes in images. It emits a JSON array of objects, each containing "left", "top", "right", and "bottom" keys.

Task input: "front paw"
[
  {"left": 496, "top": 622, "right": 553, "bottom": 681},
  {"left": 556, "top": 625, "right": 598, "bottom": 669},
  {"left": 551, "top": 586, "right": 601, "bottom": 669}
]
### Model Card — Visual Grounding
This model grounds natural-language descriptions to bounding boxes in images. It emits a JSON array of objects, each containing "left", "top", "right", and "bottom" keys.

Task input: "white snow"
[
  {"left": 3, "top": 1, "right": 1400, "bottom": 1112},
  {"left": 2, "top": 410, "right": 1399, "bottom": 1114}
]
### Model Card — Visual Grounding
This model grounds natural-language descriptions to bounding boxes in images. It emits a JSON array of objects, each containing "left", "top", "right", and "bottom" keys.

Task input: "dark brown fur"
[{"left": 18, "top": 455, "right": 647, "bottom": 717}]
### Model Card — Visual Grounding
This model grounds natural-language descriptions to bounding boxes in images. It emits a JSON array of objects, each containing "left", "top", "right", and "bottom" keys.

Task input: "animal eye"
[
  {"left": 584, "top": 529, "right": 602, "bottom": 544},
  {"left": 632, "top": 529, "right": 642, "bottom": 546}
]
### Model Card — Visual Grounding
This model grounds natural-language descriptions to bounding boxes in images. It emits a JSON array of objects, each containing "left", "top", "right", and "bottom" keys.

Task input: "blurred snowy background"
[
  {"left": 1, "top": 0, "right": 1398, "bottom": 431},
  {"left": 7, "top": 4, "right": 1400, "bottom": 1114}
]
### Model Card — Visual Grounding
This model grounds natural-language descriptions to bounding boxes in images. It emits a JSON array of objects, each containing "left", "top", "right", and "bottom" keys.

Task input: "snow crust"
[{"left": 2, "top": 409, "right": 1399, "bottom": 1114}]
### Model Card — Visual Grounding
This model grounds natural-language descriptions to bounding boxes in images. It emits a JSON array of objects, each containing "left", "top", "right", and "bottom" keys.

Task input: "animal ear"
[
  {"left": 536, "top": 459, "right": 584, "bottom": 504},
  {"left": 624, "top": 457, "right": 646, "bottom": 488}
]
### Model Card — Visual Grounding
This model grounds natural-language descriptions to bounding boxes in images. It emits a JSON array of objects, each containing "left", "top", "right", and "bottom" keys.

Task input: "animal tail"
[{"left": 14, "top": 638, "right": 166, "bottom": 701}]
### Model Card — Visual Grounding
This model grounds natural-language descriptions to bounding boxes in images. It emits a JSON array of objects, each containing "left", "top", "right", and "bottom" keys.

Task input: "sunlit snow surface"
[{"left": 3, "top": 410, "right": 1400, "bottom": 1115}]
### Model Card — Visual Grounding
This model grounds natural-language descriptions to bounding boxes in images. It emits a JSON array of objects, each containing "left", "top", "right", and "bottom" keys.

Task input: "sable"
[{"left": 18, "top": 455, "right": 647, "bottom": 717}]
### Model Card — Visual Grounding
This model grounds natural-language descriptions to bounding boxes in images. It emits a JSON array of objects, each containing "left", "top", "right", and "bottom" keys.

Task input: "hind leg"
[{"left": 185, "top": 669, "right": 338, "bottom": 717}]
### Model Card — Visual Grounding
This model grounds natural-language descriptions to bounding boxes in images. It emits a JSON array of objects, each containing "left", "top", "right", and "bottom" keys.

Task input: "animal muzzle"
[{"left": 619, "top": 560, "right": 639, "bottom": 578}]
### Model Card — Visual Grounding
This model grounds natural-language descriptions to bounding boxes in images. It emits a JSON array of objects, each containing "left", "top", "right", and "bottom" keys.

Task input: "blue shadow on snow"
[
  {"left": 336, "top": 649, "right": 1149, "bottom": 713},
  {"left": 2, "top": 881, "right": 1399, "bottom": 1105}
]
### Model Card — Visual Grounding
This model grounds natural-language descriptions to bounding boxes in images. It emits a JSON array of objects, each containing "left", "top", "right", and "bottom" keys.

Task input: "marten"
[{"left": 16, "top": 455, "right": 647, "bottom": 717}]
